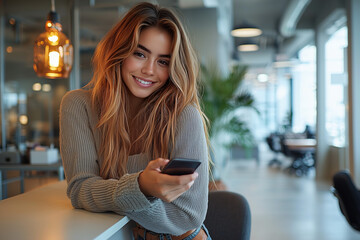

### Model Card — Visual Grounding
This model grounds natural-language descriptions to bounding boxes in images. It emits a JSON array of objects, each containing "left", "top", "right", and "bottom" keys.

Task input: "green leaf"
[{"left": 200, "top": 64, "right": 258, "bottom": 149}]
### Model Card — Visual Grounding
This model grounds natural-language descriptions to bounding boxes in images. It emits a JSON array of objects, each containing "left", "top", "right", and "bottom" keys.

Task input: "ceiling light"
[
  {"left": 257, "top": 74, "right": 269, "bottom": 83},
  {"left": 42, "top": 83, "right": 52, "bottom": 92},
  {"left": 19, "top": 115, "right": 28, "bottom": 125},
  {"left": 237, "top": 43, "right": 259, "bottom": 52},
  {"left": 6, "top": 46, "right": 13, "bottom": 53},
  {"left": 9, "top": 18, "right": 16, "bottom": 25},
  {"left": 32, "top": 83, "right": 42, "bottom": 91},
  {"left": 33, "top": 0, "right": 73, "bottom": 79},
  {"left": 231, "top": 22, "right": 262, "bottom": 37}
]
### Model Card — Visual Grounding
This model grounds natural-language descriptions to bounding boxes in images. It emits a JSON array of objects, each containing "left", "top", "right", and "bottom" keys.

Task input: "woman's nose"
[{"left": 141, "top": 60, "right": 154, "bottom": 76}]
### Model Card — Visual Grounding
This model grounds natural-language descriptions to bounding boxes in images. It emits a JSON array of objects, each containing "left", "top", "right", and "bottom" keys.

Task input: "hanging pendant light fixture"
[
  {"left": 231, "top": 22, "right": 262, "bottom": 38},
  {"left": 33, "top": 0, "right": 73, "bottom": 79},
  {"left": 237, "top": 40, "right": 259, "bottom": 52}
]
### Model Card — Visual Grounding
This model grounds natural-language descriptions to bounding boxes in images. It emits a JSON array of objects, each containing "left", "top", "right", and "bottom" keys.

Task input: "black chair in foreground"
[
  {"left": 204, "top": 191, "right": 251, "bottom": 240},
  {"left": 331, "top": 170, "right": 360, "bottom": 231}
]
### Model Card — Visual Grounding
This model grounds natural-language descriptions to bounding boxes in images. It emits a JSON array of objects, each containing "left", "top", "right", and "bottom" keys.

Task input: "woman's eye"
[
  {"left": 158, "top": 59, "right": 169, "bottom": 66},
  {"left": 134, "top": 51, "right": 145, "bottom": 58}
]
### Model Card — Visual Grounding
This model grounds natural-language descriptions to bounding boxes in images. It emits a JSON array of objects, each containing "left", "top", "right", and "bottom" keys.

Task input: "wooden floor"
[
  {"left": 4, "top": 145, "right": 360, "bottom": 240},
  {"left": 221, "top": 149, "right": 360, "bottom": 240}
]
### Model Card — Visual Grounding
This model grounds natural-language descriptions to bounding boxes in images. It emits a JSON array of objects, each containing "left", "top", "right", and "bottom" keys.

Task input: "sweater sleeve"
[
  {"left": 123, "top": 105, "right": 209, "bottom": 235},
  {"left": 60, "top": 90, "right": 153, "bottom": 213}
]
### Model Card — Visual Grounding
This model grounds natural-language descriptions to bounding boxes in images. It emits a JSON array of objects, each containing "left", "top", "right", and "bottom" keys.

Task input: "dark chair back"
[
  {"left": 332, "top": 171, "right": 360, "bottom": 231},
  {"left": 204, "top": 191, "right": 251, "bottom": 240},
  {"left": 266, "top": 134, "right": 282, "bottom": 153}
]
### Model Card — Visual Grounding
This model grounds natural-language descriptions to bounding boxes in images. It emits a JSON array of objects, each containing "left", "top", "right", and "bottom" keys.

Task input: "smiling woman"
[
  {"left": 121, "top": 27, "right": 172, "bottom": 102},
  {"left": 59, "top": 2, "right": 211, "bottom": 240}
]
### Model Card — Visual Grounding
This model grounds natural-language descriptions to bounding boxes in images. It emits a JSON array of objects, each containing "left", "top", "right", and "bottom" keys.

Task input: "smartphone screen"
[{"left": 161, "top": 158, "right": 201, "bottom": 175}]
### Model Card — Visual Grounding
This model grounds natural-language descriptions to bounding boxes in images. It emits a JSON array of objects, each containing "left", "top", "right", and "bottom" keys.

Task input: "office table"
[
  {"left": 0, "top": 161, "right": 64, "bottom": 200},
  {"left": 283, "top": 138, "right": 317, "bottom": 150},
  {"left": 0, "top": 181, "right": 135, "bottom": 240}
]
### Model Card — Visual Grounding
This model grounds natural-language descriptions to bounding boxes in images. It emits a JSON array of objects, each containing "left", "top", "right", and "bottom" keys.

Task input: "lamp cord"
[{"left": 51, "top": 0, "right": 55, "bottom": 12}]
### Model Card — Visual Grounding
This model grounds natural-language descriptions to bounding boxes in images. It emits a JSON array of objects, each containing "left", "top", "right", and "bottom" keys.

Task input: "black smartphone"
[{"left": 161, "top": 158, "right": 201, "bottom": 175}]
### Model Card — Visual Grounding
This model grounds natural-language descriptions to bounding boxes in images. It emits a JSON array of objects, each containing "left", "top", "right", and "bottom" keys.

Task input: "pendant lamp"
[
  {"left": 231, "top": 22, "right": 262, "bottom": 38},
  {"left": 237, "top": 43, "right": 259, "bottom": 52},
  {"left": 33, "top": 0, "right": 73, "bottom": 79},
  {"left": 237, "top": 40, "right": 259, "bottom": 52}
]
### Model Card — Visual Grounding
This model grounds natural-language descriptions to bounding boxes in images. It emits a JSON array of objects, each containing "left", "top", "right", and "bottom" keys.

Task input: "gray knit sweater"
[{"left": 59, "top": 89, "right": 209, "bottom": 235}]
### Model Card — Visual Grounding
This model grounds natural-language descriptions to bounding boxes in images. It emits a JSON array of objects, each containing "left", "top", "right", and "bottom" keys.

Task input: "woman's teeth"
[{"left": 135, "top": 77, "right": 152, "bottom": 85}]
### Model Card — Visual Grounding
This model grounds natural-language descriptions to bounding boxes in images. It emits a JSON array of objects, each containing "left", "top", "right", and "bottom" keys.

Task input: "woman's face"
[{"left": 121, "top": 27, "right": 172, "bottom": 101}]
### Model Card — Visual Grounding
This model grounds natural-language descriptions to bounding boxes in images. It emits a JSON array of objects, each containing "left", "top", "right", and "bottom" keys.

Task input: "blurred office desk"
[
  {"left": 0, "top": 181, "right": 135, "bottom": 240},
  {"left": 283, "top": 138, "right": 317, "bottom": 150},
  {"left": 0, "top": 161, "right": 64, "bottom": 200}
]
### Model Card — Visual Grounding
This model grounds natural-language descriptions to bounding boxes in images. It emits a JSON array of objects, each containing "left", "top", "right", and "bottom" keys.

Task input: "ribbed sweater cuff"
[{"left": 113, "top": 172, "right": 154, "bottom": 211}]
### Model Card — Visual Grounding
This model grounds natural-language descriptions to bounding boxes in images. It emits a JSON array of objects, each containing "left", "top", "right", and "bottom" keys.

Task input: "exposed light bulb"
[
  {"left": 49, "top": 51, "right": 60, "bottom": 67},
  {"left": 48, "top": 34, "right": 59, "bottom": 43}
]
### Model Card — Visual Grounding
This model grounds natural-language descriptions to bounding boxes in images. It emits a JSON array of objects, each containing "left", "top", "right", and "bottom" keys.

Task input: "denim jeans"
[{"left": 137, "top": 224, "right": 212, "bottom": 240}]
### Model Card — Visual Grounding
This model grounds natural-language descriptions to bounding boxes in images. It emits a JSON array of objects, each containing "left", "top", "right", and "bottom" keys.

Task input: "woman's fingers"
[
  {"left": 138, "top": 158, "right": 170, "bottom": 197},
  {"left": 138, "top": 158, "right": 199, "bottom": 202},
  {"left": 148, "top": 158, "right": 169, "bottom": 172},
  {"left": 161, "top": 171, "right": 198, "bottom": 186},
  {"left": 161, "top": 179, "right": 196, "bottom": 202},
  {"left": 153, "top": 172, "right": 198, "bottom": 202}
]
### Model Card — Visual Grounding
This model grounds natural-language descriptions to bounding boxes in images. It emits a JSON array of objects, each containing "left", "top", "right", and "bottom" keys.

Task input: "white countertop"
[{"left": 0, "top": 181, "right": 133, "bottom": 240}]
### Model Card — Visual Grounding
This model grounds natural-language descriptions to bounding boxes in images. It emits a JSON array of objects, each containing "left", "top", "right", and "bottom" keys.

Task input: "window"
[
  {"left": 325, "top": 26, "right": 348, "bottom": 146},
  {"left": 292, "top": 45, "right": 317, "bottom": 133}
]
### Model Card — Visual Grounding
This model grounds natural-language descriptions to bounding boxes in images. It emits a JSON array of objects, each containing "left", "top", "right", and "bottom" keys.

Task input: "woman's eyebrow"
[{"left": 138, "top": 44, "right": 171, "bottom": 58}]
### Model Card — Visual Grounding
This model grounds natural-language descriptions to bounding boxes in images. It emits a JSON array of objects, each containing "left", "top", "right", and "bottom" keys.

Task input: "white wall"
[
  {"left": 181, "top": 0, "right": 232, "bottom": 75},
  {"left": 181, "top": 8, "right": 220, "bottom": 66}
]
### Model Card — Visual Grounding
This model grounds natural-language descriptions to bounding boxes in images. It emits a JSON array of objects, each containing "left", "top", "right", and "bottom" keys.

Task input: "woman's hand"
[{"left": 138, "top": 158, "right": 198, "bottom": 202}]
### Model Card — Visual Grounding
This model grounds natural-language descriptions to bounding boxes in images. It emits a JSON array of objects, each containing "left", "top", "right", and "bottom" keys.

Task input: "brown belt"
[{"left": 133, "top": 223, "right": 208, "bottom": 240}]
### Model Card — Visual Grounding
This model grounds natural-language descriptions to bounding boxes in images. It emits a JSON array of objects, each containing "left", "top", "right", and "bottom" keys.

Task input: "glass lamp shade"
[{"left": 33, "top": 18, "right": 73, "bottom": 79}]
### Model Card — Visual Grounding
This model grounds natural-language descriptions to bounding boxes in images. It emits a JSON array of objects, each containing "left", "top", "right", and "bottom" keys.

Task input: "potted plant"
[{"left": 200, "top": 64, "right": 258, "bottom": 189}]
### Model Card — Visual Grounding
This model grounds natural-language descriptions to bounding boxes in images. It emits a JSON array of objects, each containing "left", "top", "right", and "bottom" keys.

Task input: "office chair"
[
  {"left": 331, "top": 170, "right": 360, "bottom": 231},
  {"left": 266, "top": 133, "right": 283, "bottom": 167},
  {"left": 204, "top": 191, "right": 251, "bottom": 240}
]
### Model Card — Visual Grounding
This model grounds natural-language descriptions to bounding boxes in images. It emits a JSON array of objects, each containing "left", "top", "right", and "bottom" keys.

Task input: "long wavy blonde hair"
[{"left": 87, "top": 2, "right": 209, "bottom": 179}]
